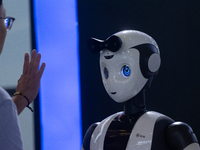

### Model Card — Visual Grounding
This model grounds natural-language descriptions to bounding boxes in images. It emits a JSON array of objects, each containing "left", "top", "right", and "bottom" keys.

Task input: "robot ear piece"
[
  {"left": 133, "top": 44, "right": 161, "bottom": 79},
  {"left": 148, "top": 53, "right": 161, "bottom": 73}
]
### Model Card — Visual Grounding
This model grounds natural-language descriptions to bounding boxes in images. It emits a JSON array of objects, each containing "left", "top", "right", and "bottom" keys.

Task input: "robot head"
[{"left": 88, "top": 30, "right": 161, "bottom": 103}]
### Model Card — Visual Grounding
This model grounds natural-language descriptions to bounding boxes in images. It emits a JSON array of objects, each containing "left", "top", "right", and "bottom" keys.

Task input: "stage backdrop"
[
  {"left": 31, "top": 0, "right": 200, "bottom": 149},
  {"left": 33, "top": 0, "right": 82, "bottom": 150},
  {"left": 78, "top": 0, "right": 200, "bottom": 141}
]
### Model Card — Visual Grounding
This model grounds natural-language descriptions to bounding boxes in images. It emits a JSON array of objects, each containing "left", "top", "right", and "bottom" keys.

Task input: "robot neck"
[{"left": 124, "top": 89, "right": 146, "bottom": 116}]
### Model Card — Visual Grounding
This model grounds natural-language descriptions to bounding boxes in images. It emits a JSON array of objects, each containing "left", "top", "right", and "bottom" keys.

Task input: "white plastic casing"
[
  {"left": 90, "top": 111, "right": 165, "bottom": 150},
  {"left": 100, "top": 30, "right": 160, "bottom": 103}
]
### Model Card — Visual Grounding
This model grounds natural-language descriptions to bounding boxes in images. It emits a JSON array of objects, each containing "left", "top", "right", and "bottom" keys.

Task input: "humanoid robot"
[{"left": 82, "top": 30, "right": 199, "bottom": 150}]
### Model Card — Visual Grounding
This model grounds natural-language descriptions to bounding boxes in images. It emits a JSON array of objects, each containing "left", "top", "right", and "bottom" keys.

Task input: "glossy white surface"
[
  {"left": 100, "top": 48, "right": 147, "bottom": 103},
  {"left": 100, "top": 30, "right": 160, "bottom": 103},
  {"left": 90, "top": 112, "right": 123, "bottom": 150},
  {"left": 126, "top": 111, "right": 164, "bottom": 150},
  {"left": 89, "top": 111, "right": 165, "bottom": 150},
  {"left": 183, "top": 143, "right": 200, "bottom": 150}
]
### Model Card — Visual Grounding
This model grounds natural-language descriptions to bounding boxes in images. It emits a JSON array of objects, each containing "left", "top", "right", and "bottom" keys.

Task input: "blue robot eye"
[
  {"left": 104, "top": 67, "right": 109, "bottom": 79},
  {"left": 121, "top": 65, "right": 131, "bottom": 78}
]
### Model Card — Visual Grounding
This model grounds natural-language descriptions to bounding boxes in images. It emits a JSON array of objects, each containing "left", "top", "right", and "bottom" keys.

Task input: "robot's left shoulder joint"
[{"left": 166, "top": 122, "right": 199, "bottom": 150}]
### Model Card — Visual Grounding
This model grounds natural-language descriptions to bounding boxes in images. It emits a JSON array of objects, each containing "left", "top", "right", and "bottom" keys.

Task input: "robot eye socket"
[
  {"left": 121, "top": 65, "right": 131, "bottom": 78},
  {"left": 104, "top": 67, "right": 109, "bottom": 79}
]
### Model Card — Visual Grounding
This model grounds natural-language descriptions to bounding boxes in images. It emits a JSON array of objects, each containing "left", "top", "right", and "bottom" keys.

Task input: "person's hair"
[{"left": 0, "top": 0, "right": 2, "bottom": 6}]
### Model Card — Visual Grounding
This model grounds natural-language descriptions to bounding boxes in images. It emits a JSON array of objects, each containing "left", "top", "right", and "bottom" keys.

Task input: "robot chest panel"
[
  {"left": 90, "top": 111, "right": 164, "bottom": 150},
  {"left": 103, "top": 117, "right": 136, "bottom": 149}
]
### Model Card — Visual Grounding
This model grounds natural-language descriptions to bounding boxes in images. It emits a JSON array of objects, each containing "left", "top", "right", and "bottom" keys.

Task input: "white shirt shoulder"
[{"left": 0, "top": 87, "right": 24, "bottom": 150}]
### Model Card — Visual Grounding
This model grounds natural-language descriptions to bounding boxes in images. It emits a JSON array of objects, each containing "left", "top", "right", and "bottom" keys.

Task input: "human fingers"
[
  {"left": 23, "top": 53, "right": 29, "bottom": 75},
  {"left": 17, "top": 74, "right": 23, "bottom": 83},
  {"left": 31, "top": 52, "right": 42, "bottom": 77},
  {"left": 27, "top": 49, "right": 37, "bottom": 74},
  {"left": 36, "top": 62, "right": 46, "bottom": 81}
]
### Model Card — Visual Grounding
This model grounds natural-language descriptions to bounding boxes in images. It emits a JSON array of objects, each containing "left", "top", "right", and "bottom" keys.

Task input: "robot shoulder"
[
  {"left": 82, "top": 122, "right": 99, "bottom": 150},
  {"left": 165, "top": 122, "right": 199, "bottom": 150},
  {"left": 150, "top": 114, "right": 174, "bottom": 149},
  {"left": 82, "top": 112, "right": 123, "bottom": 150}
]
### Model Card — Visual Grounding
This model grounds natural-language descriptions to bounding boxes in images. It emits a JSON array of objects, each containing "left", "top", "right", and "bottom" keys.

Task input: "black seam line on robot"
[
  {"left": 111, "top": 92, "right": 116, "bottom": 94},
  {"left": 87, "top": 35, "right": 122, "bottom": 54},
  {"left": 104, "top": 55, "right": 114, "bottom": 59},
  {"left": 131, "top": 43, "right": 159, "bottom": 79}
]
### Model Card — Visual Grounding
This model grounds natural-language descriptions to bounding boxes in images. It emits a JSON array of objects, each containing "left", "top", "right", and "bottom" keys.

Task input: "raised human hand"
[{"left": 13, "top": 49, "right": 45, "bottom": 114}]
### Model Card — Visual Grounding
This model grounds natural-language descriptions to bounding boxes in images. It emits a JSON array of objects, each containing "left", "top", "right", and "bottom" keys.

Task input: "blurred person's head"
[{"left": 0, "top": 0, "right": 7, "bottom": 55}]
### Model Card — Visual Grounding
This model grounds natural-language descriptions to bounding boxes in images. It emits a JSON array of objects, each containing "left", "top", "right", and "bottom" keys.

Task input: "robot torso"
[{"left": 83, "top": 111, "right": 176, "bottom": 150}]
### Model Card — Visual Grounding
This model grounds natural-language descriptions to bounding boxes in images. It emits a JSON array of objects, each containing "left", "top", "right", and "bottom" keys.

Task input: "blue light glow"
[{"left": 33, "top": 0, "right": 82, "bottom": 149}]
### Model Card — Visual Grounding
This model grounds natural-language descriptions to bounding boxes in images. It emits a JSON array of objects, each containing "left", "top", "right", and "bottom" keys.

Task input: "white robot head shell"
[{"left": 88, "top": 30, "right": 161, "bottom": 103}]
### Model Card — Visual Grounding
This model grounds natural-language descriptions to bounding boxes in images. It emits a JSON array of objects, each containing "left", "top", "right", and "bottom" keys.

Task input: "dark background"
[{"left": 77, "top": 0, "right": 200, "bottom": 140}]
